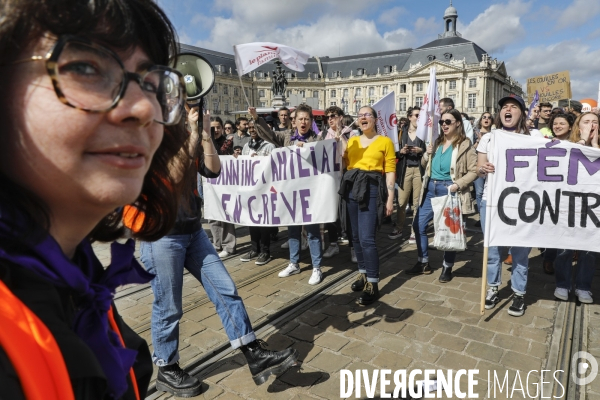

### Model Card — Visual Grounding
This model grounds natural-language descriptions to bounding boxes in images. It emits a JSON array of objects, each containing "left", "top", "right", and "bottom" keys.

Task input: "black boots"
[
  {"left": 358, "top": 282, "right": 379, "bottom": 305},
  {"left": 156, "top": 363, "right": 203, "bottom": 398},
  {"left": 351, "top": 273, "right": 366, "bottom": 291},
  {"left": 438, "top": 266, "right": 453, "bottom": 283},
  {"left": 406, "top": 261, "right": 432, "bottom": 275},
  {"left": 241, "top": 339, "right": 299, "bottom": 385}
]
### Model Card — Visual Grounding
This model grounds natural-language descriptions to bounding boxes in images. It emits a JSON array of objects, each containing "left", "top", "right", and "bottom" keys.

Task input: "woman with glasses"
[
  {"left": 0, "top": 1, "right": 188, "bottom": 398},
  {"left": 407, "top": 109, "right": 477, "bottom": 285},
  {"left": 340, "top": 106, "right": 396, "bottom": 305},
  {"left": 553, "top": 112, "right": 599, "bottom": 304},
  {"left": 389, "top": 106, "right": 426, "bottom": 244}
]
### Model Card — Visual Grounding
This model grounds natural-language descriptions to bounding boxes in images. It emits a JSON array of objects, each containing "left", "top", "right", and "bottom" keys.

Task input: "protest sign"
[
  {"left": 203, "top": 139, "right": 342, "bottom": 226},
  {"left": 484, "top": 131, "right": 600, "bottom": 253},
  {"left": 372, "top": 91, "right": 399, "bottom": 151},
  {"left": 526, "top": 71, "right": 571, "bottom": 104}
]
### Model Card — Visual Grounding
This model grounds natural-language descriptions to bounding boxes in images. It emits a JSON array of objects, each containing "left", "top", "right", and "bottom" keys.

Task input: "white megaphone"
[{"left": 172, "top": 52, "right": 215, "bottom": 106}]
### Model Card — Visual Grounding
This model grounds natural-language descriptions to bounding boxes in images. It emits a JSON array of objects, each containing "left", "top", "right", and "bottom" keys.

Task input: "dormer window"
[
  {"left": 427, "top": 55, "right": 436, "bottom": 61},
  {"left": 383, "top": 65, "right": 392, "bottom": 74},
  {"left": 257, "top": 71, "right": 265, "bottom": 78},
  {"left": 357, "top": 68, "right": 365, "bottom": 76},
  {"left": 215, "top": 64, "right": 225, "bottom": 73},
  {"left": 444, "top": 53, "right": 452, "bottom": 60}
]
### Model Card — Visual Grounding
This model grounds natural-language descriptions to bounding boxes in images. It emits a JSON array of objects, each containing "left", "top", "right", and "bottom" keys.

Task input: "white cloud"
[
  {"left": 556, "top": 0, "right": 600, "bottom": 30},
  {"left": 459, "top": 0, "right": 532, "bottom": 54},
  {"left": 414, "top": 17, "right": 441, "bottom": 35},
  {"left": 506, "top": 40, "right": 600, "bottom": 99},
  {"left": 378, "top": 6, "right": 407, "bottom": 27}
]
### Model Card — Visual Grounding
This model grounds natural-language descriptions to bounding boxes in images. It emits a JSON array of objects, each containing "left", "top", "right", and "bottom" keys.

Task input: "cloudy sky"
[{"left": 159, "top": 0, "right": 600, "bottom": 100}]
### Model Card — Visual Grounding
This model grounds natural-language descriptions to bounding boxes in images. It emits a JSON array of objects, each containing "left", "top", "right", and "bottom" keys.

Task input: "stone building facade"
[{"left": 184, "top": 3, "right": 523, "bottom": 120}]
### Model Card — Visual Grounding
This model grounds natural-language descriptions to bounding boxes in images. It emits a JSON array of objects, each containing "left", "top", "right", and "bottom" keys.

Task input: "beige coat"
[{"left": 418, "top": 139, "right": 478, "bottom": 214}]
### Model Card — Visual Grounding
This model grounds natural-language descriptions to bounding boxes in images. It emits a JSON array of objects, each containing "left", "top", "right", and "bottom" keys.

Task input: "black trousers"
[{"left": 249, "top": 226, "right": 271, "bottom": 254}]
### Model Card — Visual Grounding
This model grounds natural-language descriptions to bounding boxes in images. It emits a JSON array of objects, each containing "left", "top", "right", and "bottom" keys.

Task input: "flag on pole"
[
  {"left": 233, "top": 42, "right": 310, "bottom": 76},
  {"left": 415, "top": 67, "right": 441, "bottom": 144},
  {"left": 372, "top": 91, "right": 399, "bottom": 151},
  {"left": 528, "top": 90, "right": 539, "bottom": 118}
]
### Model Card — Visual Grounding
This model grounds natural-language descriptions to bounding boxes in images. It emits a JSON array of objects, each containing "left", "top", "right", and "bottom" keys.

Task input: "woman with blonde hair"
[{"left": 407, "top": 109, "right": 477, "bottom": 284}]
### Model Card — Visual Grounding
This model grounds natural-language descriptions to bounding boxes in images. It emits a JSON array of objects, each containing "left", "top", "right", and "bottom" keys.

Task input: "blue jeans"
[
  {"left": 555, "top": 250, "right": 596, "bottom": 291},
  {"left": 480, "top": 200, "right": 530, "bottom": 295},
  {"left": 413, "top": 179, "right": 457, "bottom": 267},
  {"left": 346, "top": 182, "right": 379, "bottom": 283},
  {"left": 140, "top": 229, "right": 255, "bottom": 366},
  {"left": 288, "top": 224, "right": 322, "bottom": 268},
  {"left": 473, "top": 176, "right": 485, "bottom": 215}
]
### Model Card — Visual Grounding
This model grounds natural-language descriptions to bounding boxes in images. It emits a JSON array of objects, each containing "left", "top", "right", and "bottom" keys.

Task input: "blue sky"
[{"left": 159, "top": 0, "right": 600, "bottom": 99}]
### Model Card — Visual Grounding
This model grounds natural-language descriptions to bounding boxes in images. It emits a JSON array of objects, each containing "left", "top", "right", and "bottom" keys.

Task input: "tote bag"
[{"left": 431, "top": 187, "right": 466, "bottom": 252}]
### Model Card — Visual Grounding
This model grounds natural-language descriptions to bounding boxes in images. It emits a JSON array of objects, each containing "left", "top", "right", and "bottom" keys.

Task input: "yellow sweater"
[{"left": 344, "top": 135, "right": 396, "bottom": 173}]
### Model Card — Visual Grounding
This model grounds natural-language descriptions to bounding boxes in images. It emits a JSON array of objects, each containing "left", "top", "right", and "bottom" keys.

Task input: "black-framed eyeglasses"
[
  {"left": 8, "top": 35, "right": 186, "bottom": 125},
  {"left": 439, "top": 119, "right": 456, "bottom": 126},
  {"left": 357, "top": 113, "right": 373, "bottom": 118}
]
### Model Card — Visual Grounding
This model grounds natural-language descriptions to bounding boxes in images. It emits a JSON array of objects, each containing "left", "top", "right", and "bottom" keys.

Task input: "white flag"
[
  {"left": 372, "top": 91, "right": 399, "bottom": 151},
  {"left": 415, "top": 68, "right": 441, "bottom": 143},
  {"left": 233, "top": 42, "right": 310, "bottom": 76}
]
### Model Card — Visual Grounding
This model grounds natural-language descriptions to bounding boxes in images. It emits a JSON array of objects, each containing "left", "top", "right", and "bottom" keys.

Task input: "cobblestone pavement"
[{"left": 93, "top": 216, "right": 600, "bottom": 399}]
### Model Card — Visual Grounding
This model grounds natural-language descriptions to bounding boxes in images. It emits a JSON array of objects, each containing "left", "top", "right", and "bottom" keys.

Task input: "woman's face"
[
  {"left": 481, "top": 113, "right": 493, "bottom": 128},
  {"left": 296, "top": 111, "right": 312, "bottom": 134},
  {"left": 441, "top": 113, "right": 459, "bottom": 137},
  {"left": 211, "top": 121, "right": 223, "bottom": 139},
  {"left": 290, "top": 112, "right": 296, "bottom": 128},
  {"left": 552, "top": 117, "right": 571, "bottom": 139},
  {"left": 579, "top": 113, "right": 599, "bottom": 132},
  {"left": 1, "top": 38, "right": 163, "bottom": 220},
  {"left": 358, "top": 107, "right": 376, "bottom": 132},
  {"left": 500, "top": 100, "right": 522, "bottom": 129}
]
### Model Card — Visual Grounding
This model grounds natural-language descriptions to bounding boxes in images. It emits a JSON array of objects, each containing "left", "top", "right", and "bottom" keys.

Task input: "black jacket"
[
  {"left": 0, "top": 261, "right": 152, "bottom": 400},
  {"left": 395, "top": 125, "right": 426, "bottom": 190},
  {"left": 338, "top": 169, "right": 388, "bottom": 232}
]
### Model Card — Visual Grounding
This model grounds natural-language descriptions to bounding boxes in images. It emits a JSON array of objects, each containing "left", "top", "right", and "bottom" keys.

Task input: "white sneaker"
[
  {"left": 575, "top": 289, "right": 593, "bottom": 304},
  {"left": 351, "top": 248, "right": 357, "bottom": 263},
  {"left": 218, "top": 250, "right": 232, "bottom": 258},
  {"left": 408, "top": 235, "right": 416, "bottom": 244},
  {"left": 278, "top": 263, "right": 300, "bottom": 277},
  {"left": 323, "top": 244, "right": 339, "bottom": 258},
  {"left": 308, "top": 268, "right": 322, "bottom": 285},
  {"left": 554, "top": 287, "right": 569, "bottom": 301},
  {"left": 301, "top": 235, "right": 308, "bottom": 250},
  {"left": 281, "top": 240, "right": 289, "bottom": 249}
]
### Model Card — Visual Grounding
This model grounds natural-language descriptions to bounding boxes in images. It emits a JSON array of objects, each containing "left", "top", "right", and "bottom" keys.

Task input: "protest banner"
[
  {"left": 372, "top": 91, "right": 399, "bottom": 151},
  {"left": 203, "top": 139, "right": 342, "bottom": 226},
  {"left": 526, "top": 71, "right": 572, "bottom": 104},
  {"left": 483, "top": 131, "right": 600, "bottom": 253}
]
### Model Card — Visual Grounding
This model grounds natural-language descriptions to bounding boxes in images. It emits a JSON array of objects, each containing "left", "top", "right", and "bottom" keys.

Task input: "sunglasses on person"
[
  {"left": 7, "top": 35, "right": 186, "bottom": 125},
  {"left": 438, "top": 119, "right": 456, "bottom": 126},
  {"left": 327, "top": 114, "right": 339, "bottom": 119},
  {"left": 412, "top": 113, "right": 420, "bottom": 118}
]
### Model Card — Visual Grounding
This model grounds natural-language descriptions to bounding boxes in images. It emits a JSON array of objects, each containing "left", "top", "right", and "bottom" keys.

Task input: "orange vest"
[{"left": 0, "top": 280, "right": 140, "bottom": 400}]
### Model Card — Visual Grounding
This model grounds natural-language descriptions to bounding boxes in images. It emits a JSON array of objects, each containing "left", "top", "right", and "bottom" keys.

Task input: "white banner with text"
[{"left": 203, "top": 139, "right": 342, "bottom": 226}]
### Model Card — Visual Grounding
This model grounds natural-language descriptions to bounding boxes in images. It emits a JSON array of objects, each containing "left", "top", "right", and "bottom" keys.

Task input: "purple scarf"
[
  {"left": 290, "top": 129, "right": 314, "bottom": 143},
  {"left": 0, "top": 212, "right": 153, "bottom": 398}
]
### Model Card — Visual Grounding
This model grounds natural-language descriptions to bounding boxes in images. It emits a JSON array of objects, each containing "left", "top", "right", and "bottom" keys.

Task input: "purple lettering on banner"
[
  {"left": 271, "top": 193, "right": 281, "bottom": 224},
  {"left": 251, "top": 160, "right": 260, "bottom": 185},
  {"left": 321, "top": 147, "right": 331, "bottom": 173},
  {"left": 567, "top": 148, "right": 600, "bottom": 185},
  {"left": 248, "top": 196, "right": 261, "bottom": 224},
  {"left": 262, "top": 171, "right": 266, "bottom": 184},
  {"left": 538, "top": 147, "right": 567, "bottom": 182},
  {"left": 226, "top": 160, "right": 233, "bottom": 185},
  {"left": 281, "top": 191, "right": 297, "bottom": 222},
  {"left": 300, "top": 189, "right": 312, "bottom": 223},
  {"left": 270, "top": 156, "right": 280, "bottom": 182},
  {"left": 310, "top": 147, "right": 319, "bottom": 175},
  {"left": 333, "top": 141, "right": 341, "bottom": 171},
  {"left": 233, "top": 195, "right": 242, "bottom": 223},
  {"left": 245, "top": 160, "right": 253, "bottom": 186},
  {"left": 296, "top": 148, "right": 311, "bottom": 178},
  {"left": 215, "top": 171, "right": 222, "bottom": 185},
  {"left": 261, "top": 194, "right": 269, "bottom": 224},
  {"left": 276, "top": 152, "right": 287, "bottom": 180},
  {"left": 506, "top": 149, "right": 537, "bottom": 182},
  {"left": 289, "top": 149, "right": 295, "bottom": 179},
  {"left": 233, "top": 159, "right": 240, "bottom": 186},
  {"left": 221, "top": 194, "right": 231, "bottom": 222}
]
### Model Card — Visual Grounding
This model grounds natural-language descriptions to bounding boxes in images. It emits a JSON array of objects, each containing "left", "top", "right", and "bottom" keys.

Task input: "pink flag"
[
  {"left": 233, "top": 42, "right": 310, "bottom": 76},
  {"left": 372, "top": 91, "right": 399, "bottom": 151},
  {"left": 415, "top": 68, "right": 441, "bottom": 143}
]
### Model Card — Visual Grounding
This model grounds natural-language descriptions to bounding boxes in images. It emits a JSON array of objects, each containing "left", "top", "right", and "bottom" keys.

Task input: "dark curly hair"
[{"left": 0, "top": 0, "right": 193, "bottom": 242}]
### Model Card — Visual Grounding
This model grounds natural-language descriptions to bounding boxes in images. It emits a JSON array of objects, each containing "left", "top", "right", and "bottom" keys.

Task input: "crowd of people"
[{"left": 0, "top": 0, "right": 597, "bottom": 398}]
